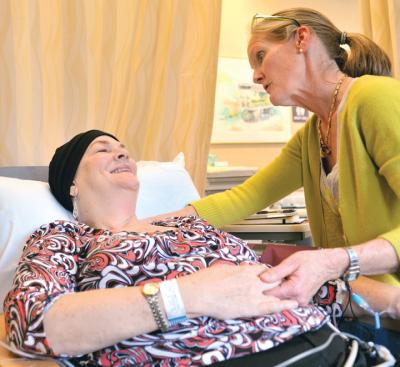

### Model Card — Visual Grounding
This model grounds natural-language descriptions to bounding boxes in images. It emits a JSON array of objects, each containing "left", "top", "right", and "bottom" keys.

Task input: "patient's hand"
[{"left": 179, "top": 264, "right": 297, "bottom": 320}]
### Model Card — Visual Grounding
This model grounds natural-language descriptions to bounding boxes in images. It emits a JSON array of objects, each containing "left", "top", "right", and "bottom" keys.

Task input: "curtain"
[
  {"left": 359, "top": 0, "right": 400, "bottom": 79},
  {"left": 0, "top": 0, "right": 221, "bottom": 193}
]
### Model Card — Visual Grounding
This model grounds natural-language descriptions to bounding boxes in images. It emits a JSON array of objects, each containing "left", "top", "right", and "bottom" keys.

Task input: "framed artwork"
[
  {"left": 292, "top": 106, "right": 310, "bottom": 122},
  {"left": 211, "top": 57, "right": 292, "bottom": 144}
]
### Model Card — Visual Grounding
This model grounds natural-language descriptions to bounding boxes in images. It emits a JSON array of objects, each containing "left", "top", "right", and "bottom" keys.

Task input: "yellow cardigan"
[{"left": 193, "top": 75, "right": 400, "bottom": 286}]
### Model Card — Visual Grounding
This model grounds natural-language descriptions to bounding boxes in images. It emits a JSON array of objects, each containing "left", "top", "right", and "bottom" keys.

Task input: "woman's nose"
[
  {"left": 253, "top": 69, "right": 264, "bottom": 84},
  {"left": 116, "top": 150, "right": 129, "bottom": 160}
]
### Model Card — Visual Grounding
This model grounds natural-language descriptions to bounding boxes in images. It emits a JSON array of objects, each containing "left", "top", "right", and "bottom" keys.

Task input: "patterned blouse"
[{"left": 3, "top": 217, "right": 329, "bottom": 366}]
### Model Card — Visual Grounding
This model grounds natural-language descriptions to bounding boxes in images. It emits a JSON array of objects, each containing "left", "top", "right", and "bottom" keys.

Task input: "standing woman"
[{"left": 159, "top": 7, "right": 400, "bottom": 350}]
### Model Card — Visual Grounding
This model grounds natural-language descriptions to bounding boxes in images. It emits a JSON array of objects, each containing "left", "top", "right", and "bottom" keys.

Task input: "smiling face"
[
  {"left": 247, "top": 32, "right": 304, "bottom": 106},
  {"left": 71, "top": 136, "right": 139, "bottom": 198}
]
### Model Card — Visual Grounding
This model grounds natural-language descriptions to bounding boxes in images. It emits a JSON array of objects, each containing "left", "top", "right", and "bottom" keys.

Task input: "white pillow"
[
  {"left": 136, "top": 153, "right": 199, "bottom": 217},
  {"left": 0, "top": 153, "right": 199, "bottom": 310}
]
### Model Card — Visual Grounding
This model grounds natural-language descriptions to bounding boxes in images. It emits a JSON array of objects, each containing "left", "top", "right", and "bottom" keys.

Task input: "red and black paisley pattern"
[{"left": 3, "top": 217, "right": 330, "bottom": 366}]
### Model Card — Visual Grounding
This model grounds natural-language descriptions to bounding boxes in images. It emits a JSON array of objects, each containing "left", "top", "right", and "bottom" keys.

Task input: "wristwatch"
[
  {"left": 342, "top": 247, "right": 360, "bottom": 282},
  {"left": 142, "top": 283, "right": 168, "bottom": 332}
]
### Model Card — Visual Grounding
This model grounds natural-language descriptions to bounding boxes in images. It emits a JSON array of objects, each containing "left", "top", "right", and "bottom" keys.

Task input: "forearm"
[
  {"left": 263, "top": 239, "right": 399, "bottom": 306},
  {"left": 44, "top": 264, "right": 296, "bottom": 356},
  {"left": 43, "top": 266, "right": 240, "bottom": 356},
  {"left": 356, "top": 238, "right": 399, "bottom": 275},
  {"left": 344, "top": 276, "right": 400, "bottom": 319},
  {"left": 191, "top": 132, "right": 304, "bottom": 227},
  {"left": 44, "top": 287, "right": 158, "bottom": 355},
  {"left": 328, "top": 240, "right": 400, "bottom": 319},
  {"left": 45, "top": 281, "right": 200, "bottom": 355},
  {"left": 328, "top": 238, "right": 399, "bottom": 279}
]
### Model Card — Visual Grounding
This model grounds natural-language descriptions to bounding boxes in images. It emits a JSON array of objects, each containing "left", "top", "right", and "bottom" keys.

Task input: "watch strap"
[
  {"left": 142, "top": 286, "right": 169, "bottom": 332},
  {"left": 342, "top": 247, "right": 360, "bottom": 282}
]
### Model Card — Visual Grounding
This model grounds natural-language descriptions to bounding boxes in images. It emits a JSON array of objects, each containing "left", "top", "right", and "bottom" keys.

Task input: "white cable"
[
  {"left": 372, "top": 345, "right": 396, "bottom": 367},
  {"left": 328, "top": 323, "right": 363, "bottom": 367},
  {"left": 271, "top": 331, "right": 341, "bottom": 367},
  {"left": 343, "top": 340, "right": 359, "bottom": 367},
  {"left": 328, "top": 322, "right": 396, "bottom": 367},
  {"left": 273, "top": 321, "right": 396, "bottom": 367},
  {"left": 327, "top": 321, "right": 349, "bottom": 340}
]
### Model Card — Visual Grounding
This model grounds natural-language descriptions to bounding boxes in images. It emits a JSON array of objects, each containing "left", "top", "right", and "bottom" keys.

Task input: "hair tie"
[{"left": 340, "top": 31, "right": 347, "bottom": 45}]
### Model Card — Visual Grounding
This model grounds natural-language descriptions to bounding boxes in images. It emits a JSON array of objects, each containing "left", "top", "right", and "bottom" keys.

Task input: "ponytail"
[{"left": 341, "top": 33, "right": 392, "bottom": 77}]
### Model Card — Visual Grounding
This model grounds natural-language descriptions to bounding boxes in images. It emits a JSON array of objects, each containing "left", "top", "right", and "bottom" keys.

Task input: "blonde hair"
[{"left": 251, "top": 8, "right": 391, "bottom": 77}]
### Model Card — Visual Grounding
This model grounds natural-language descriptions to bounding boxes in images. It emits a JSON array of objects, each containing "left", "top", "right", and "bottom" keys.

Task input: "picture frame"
[
  {"left": 292, "top": 106, "right": 310, "bottom": 122},
  {"left": 211, "top": 57, "right": 292, "bottom": 144}
]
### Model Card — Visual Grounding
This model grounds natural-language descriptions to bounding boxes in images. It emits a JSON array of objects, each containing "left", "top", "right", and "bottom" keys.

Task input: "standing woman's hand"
[
  {"left": 259, "top": 249, "right": 348, "bottom": 305},
  {"left": 142, "top": 205, "right": 198, "bottom": 224},
  {"left": 178, "top": 264, "right": 298, "bottom": 320}
]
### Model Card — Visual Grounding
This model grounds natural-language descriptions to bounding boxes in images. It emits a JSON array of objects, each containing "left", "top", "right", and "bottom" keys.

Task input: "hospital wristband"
[{"left": 160, "top": 279, "right": 187, "bottom": 327}]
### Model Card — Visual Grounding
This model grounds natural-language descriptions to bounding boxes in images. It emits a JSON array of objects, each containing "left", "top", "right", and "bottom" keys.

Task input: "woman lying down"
[{"left": 2, "top": 130, "right": 387, "bottom": 366}]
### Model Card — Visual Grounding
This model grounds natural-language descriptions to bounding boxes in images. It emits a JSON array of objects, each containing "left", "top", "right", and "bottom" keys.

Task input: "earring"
[
  {"left": 72, "top": 198, "right": 79, "bottom": 221},
  {"left": 297, "top": 42, "right": 303, "bottom": 53}
]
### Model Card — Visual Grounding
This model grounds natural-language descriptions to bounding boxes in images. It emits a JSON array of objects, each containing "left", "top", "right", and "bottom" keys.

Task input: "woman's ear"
[
  {"left": 295, "top": 25, "right": 312, "bottom": 53},
  {"left": 70, "top": 182, "right": 78, "bottom": 197}
]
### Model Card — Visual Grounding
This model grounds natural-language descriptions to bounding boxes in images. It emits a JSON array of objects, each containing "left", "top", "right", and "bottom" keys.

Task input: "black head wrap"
[{"left": 48, "top": 129, "right": 119, "bottom": 211}]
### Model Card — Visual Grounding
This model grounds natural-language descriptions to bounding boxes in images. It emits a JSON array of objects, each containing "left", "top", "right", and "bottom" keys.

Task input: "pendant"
[{"left": 320, "top": 143, "right": 331, "bottom": 157}]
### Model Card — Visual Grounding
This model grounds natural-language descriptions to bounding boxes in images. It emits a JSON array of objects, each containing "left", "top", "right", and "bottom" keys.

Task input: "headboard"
[{"left": 0, "top": 166, "right": 48, "bottom": 181}]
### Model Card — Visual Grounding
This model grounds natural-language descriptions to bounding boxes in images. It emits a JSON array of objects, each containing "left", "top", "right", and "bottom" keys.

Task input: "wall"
[{"left": 210, "top": 0, "right": 360, "bottom": 168}]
